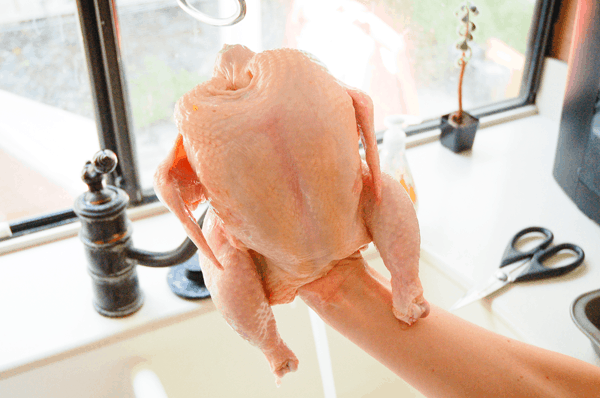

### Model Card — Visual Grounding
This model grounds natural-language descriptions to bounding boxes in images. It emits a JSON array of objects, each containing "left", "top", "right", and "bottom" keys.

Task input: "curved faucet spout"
[
  {"left": 126, "top": 208, "right": 207, "bottom": 267},
  {"left": 127, "top": 237, "right": 197, "bottom": 267}
]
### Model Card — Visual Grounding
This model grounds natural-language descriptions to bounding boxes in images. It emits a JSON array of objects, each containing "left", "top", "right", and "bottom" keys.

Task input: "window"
[
  {"left": 1, "top": 0, "right": 554, "bottom": 240},
  {"left": 0, "top": 0, "right": 99, "bottom": 234}
]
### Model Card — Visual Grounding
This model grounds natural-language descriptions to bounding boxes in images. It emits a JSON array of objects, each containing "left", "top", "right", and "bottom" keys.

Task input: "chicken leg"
[
  {"left": 360, "top": 162, "right": 430, "bottom": 324},
  {"left": 200, "top": 208, "right": 299, "bottom": 384}
]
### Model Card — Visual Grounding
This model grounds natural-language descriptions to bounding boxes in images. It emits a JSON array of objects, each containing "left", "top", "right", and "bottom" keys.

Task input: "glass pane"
[
  {"left": 0, "top": 0, "right": 99, "bottom": 225},
  {"left": 114, "top": 0, "right": 536, "bottom": 190}
]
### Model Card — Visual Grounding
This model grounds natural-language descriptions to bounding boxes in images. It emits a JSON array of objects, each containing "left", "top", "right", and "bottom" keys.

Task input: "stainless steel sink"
[{"left": 571, "top": 289, "right": 600, "bottom": 357}]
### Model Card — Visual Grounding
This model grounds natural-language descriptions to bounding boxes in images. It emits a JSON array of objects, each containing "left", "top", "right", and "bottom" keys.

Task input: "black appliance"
[{"left": 553, "top": 0, "right": 600, "bottom": 226}]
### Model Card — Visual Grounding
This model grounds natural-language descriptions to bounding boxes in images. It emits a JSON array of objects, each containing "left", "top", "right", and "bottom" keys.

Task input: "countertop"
[
  {"left": 0, "top": 212, "right": 211, "bottom": 379},
  {"left": 1, "top": 58, "right": 599, "bottom": 380},
  {"left": 409, "top": 113, "right": 600, "bottom": 368}
]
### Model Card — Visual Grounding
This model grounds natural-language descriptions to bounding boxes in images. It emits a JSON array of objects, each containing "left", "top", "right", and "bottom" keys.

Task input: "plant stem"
[
  {"left": 456, "top": 2, "right": 471, "bottom": 125},
  {"left": 457, "top": 57, "right": 466, "bottom": 123}
]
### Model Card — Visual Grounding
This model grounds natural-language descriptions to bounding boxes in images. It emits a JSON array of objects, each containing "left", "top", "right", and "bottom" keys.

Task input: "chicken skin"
[{"left": 154, "top": 44, "right": 429, "bottom": 383}]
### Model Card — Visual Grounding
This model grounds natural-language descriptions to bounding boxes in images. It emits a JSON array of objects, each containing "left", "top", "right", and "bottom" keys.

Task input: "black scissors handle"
[
  {"left": 513, "top": 243, "right": 585, "bottom": 282},
  {"left": 500, "top": 226, "right": 554, "bottom": 267}
]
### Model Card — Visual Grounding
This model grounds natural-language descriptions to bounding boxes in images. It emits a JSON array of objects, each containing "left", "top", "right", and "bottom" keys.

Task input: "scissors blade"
[
  {"left": 449, "top": 274, "right": 510, "bottom": 311},
  {"left": 449, "top": 259, "right": 531, "bottom": 311}
]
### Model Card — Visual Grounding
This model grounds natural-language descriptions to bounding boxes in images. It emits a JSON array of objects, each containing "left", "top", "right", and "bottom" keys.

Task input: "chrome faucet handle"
[
  {"left": 92, "top": 149, "right": 118, "bottom": 174},
  {"left": 81, "top": 149, "right": 118, "bottom": 193}
]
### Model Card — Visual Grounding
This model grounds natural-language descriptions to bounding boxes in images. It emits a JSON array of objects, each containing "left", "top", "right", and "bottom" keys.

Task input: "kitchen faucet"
[{"left": 74, "top": 149, "right": 209, "bottom": 317}]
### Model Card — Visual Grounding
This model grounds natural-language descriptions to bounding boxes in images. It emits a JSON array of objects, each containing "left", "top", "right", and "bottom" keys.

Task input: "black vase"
[{"left": 440, "top": 111, "right": 479, "bottom": 153}]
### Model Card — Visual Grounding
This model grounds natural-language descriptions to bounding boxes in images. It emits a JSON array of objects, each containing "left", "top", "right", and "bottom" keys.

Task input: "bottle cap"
[
  {"left": 384, "top": 114, "right": 422, "bottom": 130},
  {"left": 383, "top": 125, "right": 406, "bottom": 149},
  {"left": 383, "top": 115, "right": 421, "bottom": 148}
]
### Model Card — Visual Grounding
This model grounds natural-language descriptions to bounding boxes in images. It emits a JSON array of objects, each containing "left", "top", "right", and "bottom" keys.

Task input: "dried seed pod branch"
[{"left": 453, "top": 2, "right": 478, "bottom": 124}]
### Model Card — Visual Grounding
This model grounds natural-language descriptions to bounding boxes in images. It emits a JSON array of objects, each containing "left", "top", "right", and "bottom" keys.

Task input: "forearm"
[{"left": 299, "top": 260, "right": 600, "bottom": 398}]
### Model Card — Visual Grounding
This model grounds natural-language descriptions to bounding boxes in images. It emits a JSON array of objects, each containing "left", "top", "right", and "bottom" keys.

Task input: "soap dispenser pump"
[{"left": 380, "top": 115, "right": 420, "bottom": 210}]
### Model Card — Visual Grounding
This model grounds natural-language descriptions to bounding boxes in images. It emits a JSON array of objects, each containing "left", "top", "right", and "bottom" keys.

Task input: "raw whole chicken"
[{"left": 154, "top": 44, "right": 429, "bottom": 383}]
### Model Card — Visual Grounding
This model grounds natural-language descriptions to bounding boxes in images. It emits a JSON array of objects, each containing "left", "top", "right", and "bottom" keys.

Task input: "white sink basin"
[{"left": 0, "top": 248, "right": 522, "bottom": 398}]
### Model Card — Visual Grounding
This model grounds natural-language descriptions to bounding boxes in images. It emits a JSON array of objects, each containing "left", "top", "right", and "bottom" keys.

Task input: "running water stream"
[{"left": 308, "top": 307, "right": 337, "bottom": 398}]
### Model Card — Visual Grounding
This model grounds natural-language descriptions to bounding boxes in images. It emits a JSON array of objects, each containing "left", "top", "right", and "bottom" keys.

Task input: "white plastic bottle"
[{"left": 380, "top": 115, "right": 420, "bottom": 211}]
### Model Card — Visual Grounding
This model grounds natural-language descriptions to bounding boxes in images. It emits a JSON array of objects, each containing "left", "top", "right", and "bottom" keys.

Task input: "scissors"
[{"left": 449, "top": 226, "right": 585, "bottom": 311}]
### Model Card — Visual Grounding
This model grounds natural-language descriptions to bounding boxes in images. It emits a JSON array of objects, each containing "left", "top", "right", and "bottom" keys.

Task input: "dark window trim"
[
  {"left": 4, "top": 193, "right": 158, "bottom": 241},
  {"left": 8, "top": 210, "right": 77, "bottom": 237},
  {"left": 76, "top": 0, "right": 142, "bottom": 202},
  {"left": 4, "top": 0, "right": 557, "bottom": 241}
]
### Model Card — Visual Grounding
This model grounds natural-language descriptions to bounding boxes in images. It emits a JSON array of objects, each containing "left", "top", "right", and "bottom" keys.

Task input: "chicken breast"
[{"left": 154, "top": 44, "right": 429, "bottom": 383}]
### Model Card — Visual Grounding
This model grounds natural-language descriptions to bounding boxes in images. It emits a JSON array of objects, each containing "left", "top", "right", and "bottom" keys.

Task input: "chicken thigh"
[{"left": 154, "top": 44, "right": 429, "bottom": 383}]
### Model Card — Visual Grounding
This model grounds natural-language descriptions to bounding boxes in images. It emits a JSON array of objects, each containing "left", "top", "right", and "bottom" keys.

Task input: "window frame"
[{"left": 4, "top": 0, "right": 558, "bottom": 240}]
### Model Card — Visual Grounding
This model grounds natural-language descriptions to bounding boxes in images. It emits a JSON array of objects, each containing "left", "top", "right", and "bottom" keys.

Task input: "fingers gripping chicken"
[{"left": 154, "top": 45, "right": 430, "bottom": 383}]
